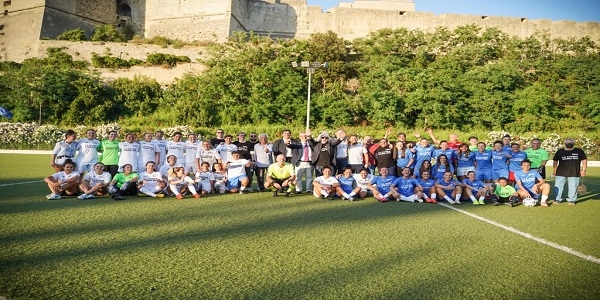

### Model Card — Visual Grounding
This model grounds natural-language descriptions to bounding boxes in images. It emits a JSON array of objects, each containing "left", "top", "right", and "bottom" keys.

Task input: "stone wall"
[
  {"left": 245, "top": 0, "right": 298, "bottom": 38},
  {"left": 0, "top": 2, "right": 45, "bottom": 61}
]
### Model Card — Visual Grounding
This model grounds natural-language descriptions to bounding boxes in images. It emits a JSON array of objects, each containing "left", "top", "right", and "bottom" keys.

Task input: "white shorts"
[
  {"left": 77, "top": 162, "right": 94, "bottom": 174},
  {"left": 457, "top": 167, "right": 476, "bottom": 176}
]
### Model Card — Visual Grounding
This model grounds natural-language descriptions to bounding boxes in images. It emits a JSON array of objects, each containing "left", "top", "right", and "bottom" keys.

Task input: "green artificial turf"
[{"left": 1, "top": 154, "right": 599, "bottom": 299}]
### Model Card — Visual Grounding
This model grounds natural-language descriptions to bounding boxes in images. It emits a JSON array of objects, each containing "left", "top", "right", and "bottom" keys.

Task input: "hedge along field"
[{"left": 1, "top": 154, "right": 599, "bottom": 299}]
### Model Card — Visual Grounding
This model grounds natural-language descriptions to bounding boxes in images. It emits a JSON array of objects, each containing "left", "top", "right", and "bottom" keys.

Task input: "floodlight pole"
[{"left": 293, "top": 61, "right": 327, "bottom": 133}]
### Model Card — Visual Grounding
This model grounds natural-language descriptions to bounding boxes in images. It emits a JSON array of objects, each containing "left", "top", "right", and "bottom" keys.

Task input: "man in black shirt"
[
  {"left": 309, "top": 131, "right": 344, "bottom": 176},
  {"left": 210, "top": 129, "right": 225, "bottom": 148},
  {"left": 374, "top": 138, "right": 395, "bottom": 176},
  {"left": 234, "top": 132, "right": 255, "bottom": 190},
  {"left": 552, "top": 138, "right": 588, "bottom": 205}
]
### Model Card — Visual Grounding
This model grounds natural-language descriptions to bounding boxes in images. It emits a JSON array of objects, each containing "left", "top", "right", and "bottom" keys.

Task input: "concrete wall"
[
  {"left": 246, "top": 0, "right": 298, "bottom": 38},
  {"left": 46, "top": 0, "right": 117, "bottom": 24},
  {"left": 0, "top": 2, "right": 45, "bottom": 61},
  {"left": 144, "top": 0, "right": 232, "bottom": 42}
]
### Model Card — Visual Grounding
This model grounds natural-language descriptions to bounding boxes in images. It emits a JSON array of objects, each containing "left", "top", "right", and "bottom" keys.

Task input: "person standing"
[
  {"left": 309, "top": 131, "right": 344, "bottom": 176},
  {"left": 210, "top": 129, "right": 225, "bottom": 148},
  {"left": 196, "top": 140, "right": 222, "bottom": 171},
  {"left": 216, "top": 135, "right": 238, "bottom": 165},
  {"left": 75, "top": 129, "right": 100, "bottom": 174},
  {"left": 184, "top": 133, "right": 201, "bottom": 174},
  {"left": 253, "top": 134, "right": 273, "bottom": 192},
  {"left": 272, "top": 129, "right": 294, "bottom": 163},
  {"left": 525, "top": 138, "right": 549, "bottom": 178},
  {"left": 51, "top": 129, "right": 78, "bottom": 172},
  {"left": 334, "top": 129, "right": 349, "bottom": 174},
  {"left": 153, "top": 130, "right": 167, "bottom": 170},
  {"left": 289, "top": 132, "right": 314, "bottom": 194},
  {"left": 118, "top": 133, "right": 141, "bottom": 173},
  {"left": 347, "top": 134, "right": 369, "bottom": 174},
  {"left": 374, "top": 138, "right": 395, "bottom": 176},
  {"left": 166, "top": 132, "right": 186, "bottom": 166},
  {"left": 234, "top": 132, "right": 255, "bottom": 189},
  {"left": 98, "top": 130, "right": 120, "bottom": 177},
  {"left": 138, "top": 132, "right": 160, "bottom": 172},
  {"left": 552, "top": 138, "right": 587, "bottom": 205}
]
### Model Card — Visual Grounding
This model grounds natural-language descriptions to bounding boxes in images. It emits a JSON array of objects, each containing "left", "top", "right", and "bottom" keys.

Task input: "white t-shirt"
[
  {"left": 254, "top": 143, "right": 273, "bottom": 168},
  {"left": 353, "top": 173, "right": 374, "bottom": 191},
  {"left": 53, "top": 141, "right": 78, "bottom": 164},
  {"left": 118, "top": 142, "right": 141, "bottom": 171},
  {"left": 216, "top": 144, "right": 238, "bottom": 164},
  {"left": 314, "top": 176, "right": 339, "bottom": 187},
  {"left": 83, "top": 171, "right": 111, "bottom": 186},
  {"left": 166, "top": 141, "right": 186, "bottom": 163},
  {"left": 159, "top": 164, "right": 175, "bottom": 180},
  {"left": 348, "top": 143, "right": 367, "bottom": 165},
  {"left": 52, "top": 171, "right": 80, "bottom": 182},
  {"left": 138, "top": 140, "right": 159, "bottom": 167},
  {"left": 196, "top": 148, "right": 220, "bottom": 169},
  {"left": 336, "top": 140, "right": 348, "bottom": 158},
  {"left": 185, "top": 141, "right": 201, "bottom": 167},
  {"left": 139, "top": 171, "right": 164, "bottom": 190},
  {"left": 75, "top": 138, "right": 100, "bottom": 165},
  {"left": 195, "top": 171, "right": 215, "bottom": 191},
  {"left": 153, "top": 139, "right": 167, "bottom": 167},
  {"left": 226, "top": 159, "right": 249, "bottom": 178}
]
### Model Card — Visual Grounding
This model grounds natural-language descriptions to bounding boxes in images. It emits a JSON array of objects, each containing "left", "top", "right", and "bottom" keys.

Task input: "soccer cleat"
[
  {"left": 176, "top": 194, "right": 184, "bottom": 200},
  {"left": 85, "top": 194, "right": 95, "bottom": 199},
  {"left": 272, "top": 191, "right": 278, "bottom": 197},
  {"left": 193, "top": 193, "right": 201, "bottom": 199},
  {"left": 447, "top": 199, "right": 456, "bottom": 205},
  {"left": 348, "top": 196, "right": 355, "bottom": 201},
  {"left": 47, "top": 194, "right": 61, "bottom": 200},
  {"left": 285, "top": 192, "right": 291, "bottom": 197},
  {"left": 416, "top": 198, "right": 424, "bottom": 203},
  {"left": 46, "top": 193, "right": 54, "bottom": 199},
  {"left": 540, "top": 201, "right": 548, "bottom": 207},
  {"left": 454, "top": 200, "right": 462, "bottom": 205},
  {"left": 492, "top": 201, "right": 500, "bottom": 206},
  {"left": 506, "top": 202, "right": 513, "bottom": 207},
  {"left": 472, "top": 201, "right": 479, "bottom": 205},
  {"left": 431, "top": 198, "right": 438, "bottom": 204},
  {"left": 77, "top": 194, "right": 87, "bottom": 200},
  {"left": 156, "top": 193, "right": 165, "bottom": 198},
  {"left": 478, "top": 199, "right": 485, "bottom": 205},
  {"left": 425, "top": 198, "right": 433, "bottom": 203},
  {"left": 320, "top": 195, "right": 326, "bottom": 199}
]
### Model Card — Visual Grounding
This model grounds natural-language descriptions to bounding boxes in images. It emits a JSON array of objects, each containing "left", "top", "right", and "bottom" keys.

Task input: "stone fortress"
[{"left": 2, "top": 0, "right": 600, "bottom": 63}]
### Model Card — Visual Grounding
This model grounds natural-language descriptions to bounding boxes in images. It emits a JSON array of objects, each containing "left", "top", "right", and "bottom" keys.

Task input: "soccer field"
[{"left": 1, "top": 154, "right": 599, "bottom": 299}]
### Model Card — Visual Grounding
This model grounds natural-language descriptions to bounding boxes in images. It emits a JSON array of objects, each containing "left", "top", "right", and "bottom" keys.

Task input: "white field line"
[
  {"left": 0, "top": 180, "right": 43, "bottom": 187},
  {"left": 439, "top": 203, "right": 600, "bottom": 265}
]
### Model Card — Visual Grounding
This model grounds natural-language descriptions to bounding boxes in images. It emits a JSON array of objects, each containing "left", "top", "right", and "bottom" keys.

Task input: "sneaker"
[
  {"left": 306, "top": 190, "right": 312, "bottom": 194},
  {"left": 193, "top": 193, "right": 201, "bottom": 199},
  {"left": 156, "top": 193, "right": 165, "bottom": 198},
  {"left": 348, "top": 196, "right": 355, "bottom": 201},
  {"left": 447, "top": 199, "right": 456, "bottom": 205},
  {"left": 568, "top": 201, "right": 576, "bottom": 206},
  {"left": 77, "top": 194, "right": 87, "bottom": 200},
  {"left": 472, "top": 201, "right": 479, "bottom": 205},
  {"left": 416, "top": 198, "right": 424, "bottom": 203},
  {"left": 541, "top": 201, "right": 548, "bottom": 207},
  {"left": 506, "top": 202, "right": 513, "bottom": 207},
  {"left": 431, "top": 198, "right": 438, "bottom": 204},
  {"left": 425, "top": 198, "right": 433, "bottom": 203},
  {"left": 295, "top": 191, "right": 302, "bottom": 194},
  {"left": 492, "top": 201, "right": 500, "bottom": 206},
  {"left": 47, "top": 193, "right": 61, "bottom": 200},
  {"left": 273, "top": 191, "right": 278, "bottom": 197},
  {"left": 46, "top": 193, "right": 54, "bottom": 199},
  {"left": 478, "top": 199, "right": 485, "bottom": 205},
  {"left": 320, "top": 195, "right": 326, "bottom": 199},
  {"left": 85, "top": 194, "right": 95, "bottom": 199},
  {"left": 176, "top": 194, "right": 184, "bottom": 200}
]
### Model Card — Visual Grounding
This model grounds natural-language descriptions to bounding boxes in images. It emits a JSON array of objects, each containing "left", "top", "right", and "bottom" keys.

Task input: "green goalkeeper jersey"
[
  {"left": 267, "top": 163, "right": 295, "bottom": 180},
  {"left": 495, "top": 185, "right": 516, "bottom": 198}
]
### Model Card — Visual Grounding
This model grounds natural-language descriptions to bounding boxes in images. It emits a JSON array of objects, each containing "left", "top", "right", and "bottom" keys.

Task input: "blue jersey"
[
  {"left": 371, "top": 175, "right": 396, "bottom": 195},
  {"left": 491, "top": 150, "right": 510, "bottom": 171},
  {"left": 462, "top": 178, "right": 485, "bottom": 192},
  {"left": 395, "top": 150, "right": 414, "bottom": 168},
  {"left": 337, "top": 175, "right": 356, "bottom": 194},
  {"left": 432, "top": 163, "right": 454, "bottom": 180},
  {"left": 413, "top": 145, "right": 435, "bottom": 169},
  {"left": 433, "top": 148, "right": 456, "bottom": 162},
  {"left": 419, "top": 178, "right": 436, "bottom": 191},
  {"left": 508, "top": 151, "right": 527, "bottom": 173},
  {"left": 475, "top": 150, "right": 493, "bottom": 171},
  {"left": 456, "top": 152, "right": 476, "bottom": 168},
  {"left": 514, "top": 170, "right": 541, "bottom": 191},
  {"left": 393, "top": 176, "right": 421, "bottom": 197},
  {"left": 436, "top": 179, "right": 461, "bottom": 191}
]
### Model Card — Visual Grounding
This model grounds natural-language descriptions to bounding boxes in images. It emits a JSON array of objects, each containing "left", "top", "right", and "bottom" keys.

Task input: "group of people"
[{"left": 44, "top": 128, "right": 588, "bottom": 206}]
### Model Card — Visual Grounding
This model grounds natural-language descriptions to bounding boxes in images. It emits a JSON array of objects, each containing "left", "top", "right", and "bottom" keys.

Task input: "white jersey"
[
  {"left": 213, "top": 171, "right": 227, "bottom": 184},
  {"left": 254, "top": 143, "right": 273, "bottom": 168},
  {"left": 83, "top": 171, "right": 111, "bottom": 186},
  {"left": 196, "top": 148, "right": 220, "bottom": 169},
  {"left": 138, "top": 140, "right": 159, "bottom": 168},
  {"left": 139, "top": 171, "right": 164, "bottom": 190},
  {"left": 185, "top": 141, "right": 201, "bottom": 168},
  {"left": 153, "top": 139, "right": 167, "bottom": 167},
  {"left": 75, "top": 138, "right": 100, "bottom": 165},
  {"left": 52, "top": 141, "right": 78, "bottom": 165},
  {"left": 195, "top": 171, "right": 215, "bottom": 191},
  {"left": 51, "top": 171, "right": 80, "bottom": 182},
  {"left": 314, "top": 176, "right": 339, "bottom": 187},
  {"left": 353, "top": 173, "right": 374, "bottom": 191},
  {"left": 226, "top": 159, "right": 248, "bottom": 178},
  {"left": 166, "top": 141, "right": 186, "bottom": 163},
  {"left": 216, "top": 143, "right": 238, "bottom": 164},
  {"left": 118, "top": 142, "right": 141, "bottom": 172},
  {"left": 348, "top": 143, "right": 367, "bottom": 165}
]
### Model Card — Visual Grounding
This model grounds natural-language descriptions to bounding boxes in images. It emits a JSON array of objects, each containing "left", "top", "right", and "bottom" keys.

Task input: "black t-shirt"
[
  {"left": 553, "top": 148, "right": 587, "bottom": 177},
  {"left": 234, "top": 141, "right": 253, "bottom": 160},
  {"left": 210, "top": 138, "right": 224, "bottom": 148},
  {"left": 316, "top": 144, "right": 332, "bottom": 166},
  {"left": 376, "top": 146, "right": 394, "bottom": 168}
]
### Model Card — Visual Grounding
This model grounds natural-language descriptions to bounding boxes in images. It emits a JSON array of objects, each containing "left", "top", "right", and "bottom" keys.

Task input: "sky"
[{"left": 306, "top": 0, "right": 600, "bottom": 22}]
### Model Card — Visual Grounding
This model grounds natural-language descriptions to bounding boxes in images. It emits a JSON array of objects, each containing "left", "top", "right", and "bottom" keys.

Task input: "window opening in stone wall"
[
  {"left": 482, "top": 16, "right": 488, "bottom": 20},
  {"left": 521, "top": 18, "right": 527, "bottom": 22},
  {"left": 399, "top": 11, "right": 406, "bottom": 15},
  {"left": 117, "top": 0, "right": 132, "bottom": 17},
  {"left": 0, "top": 24, "right": 4, "bottom": 30},
  {"left": 3, "top": 10, "right": 7, "bottom": 16},
  {"left": 3, "top": 1, "right": 11, "bottom": 7}
]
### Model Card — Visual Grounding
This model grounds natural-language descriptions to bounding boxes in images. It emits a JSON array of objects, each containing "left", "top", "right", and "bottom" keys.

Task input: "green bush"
[
  {"left": 91, "top": 54, "right": 143, "bottom": 68},
  {"left": 91, "top": 25, "right": 127, "bottom": 42},
  {"left": 146, "top": 53, "right": 191, "bottom": 67},
  {"left": 56, "top": 28, "right": 86, "bottom": 41}
]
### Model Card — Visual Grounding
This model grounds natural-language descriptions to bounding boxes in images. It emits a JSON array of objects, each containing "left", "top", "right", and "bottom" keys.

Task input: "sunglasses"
[
  {"left": 321, "top": 137, "right": 329, "bottom": 139},
  {"left": 250, "top": 135, "right": 257, "bottom": 138}
]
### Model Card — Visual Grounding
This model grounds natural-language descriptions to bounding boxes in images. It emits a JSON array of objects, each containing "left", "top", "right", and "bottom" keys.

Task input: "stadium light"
[{"left": 292, "top": 61, "right": 328, "bottom": 132}]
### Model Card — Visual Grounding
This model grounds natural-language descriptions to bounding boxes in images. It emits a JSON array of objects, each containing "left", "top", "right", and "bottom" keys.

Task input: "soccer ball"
[{"left": 523, "top": 196, "right": 537, "bottom": 207}]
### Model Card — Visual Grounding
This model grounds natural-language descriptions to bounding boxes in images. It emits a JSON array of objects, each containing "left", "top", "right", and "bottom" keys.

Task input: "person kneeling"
[{"left": 265, "top": 154, "right": 297, "bottom": 197}]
